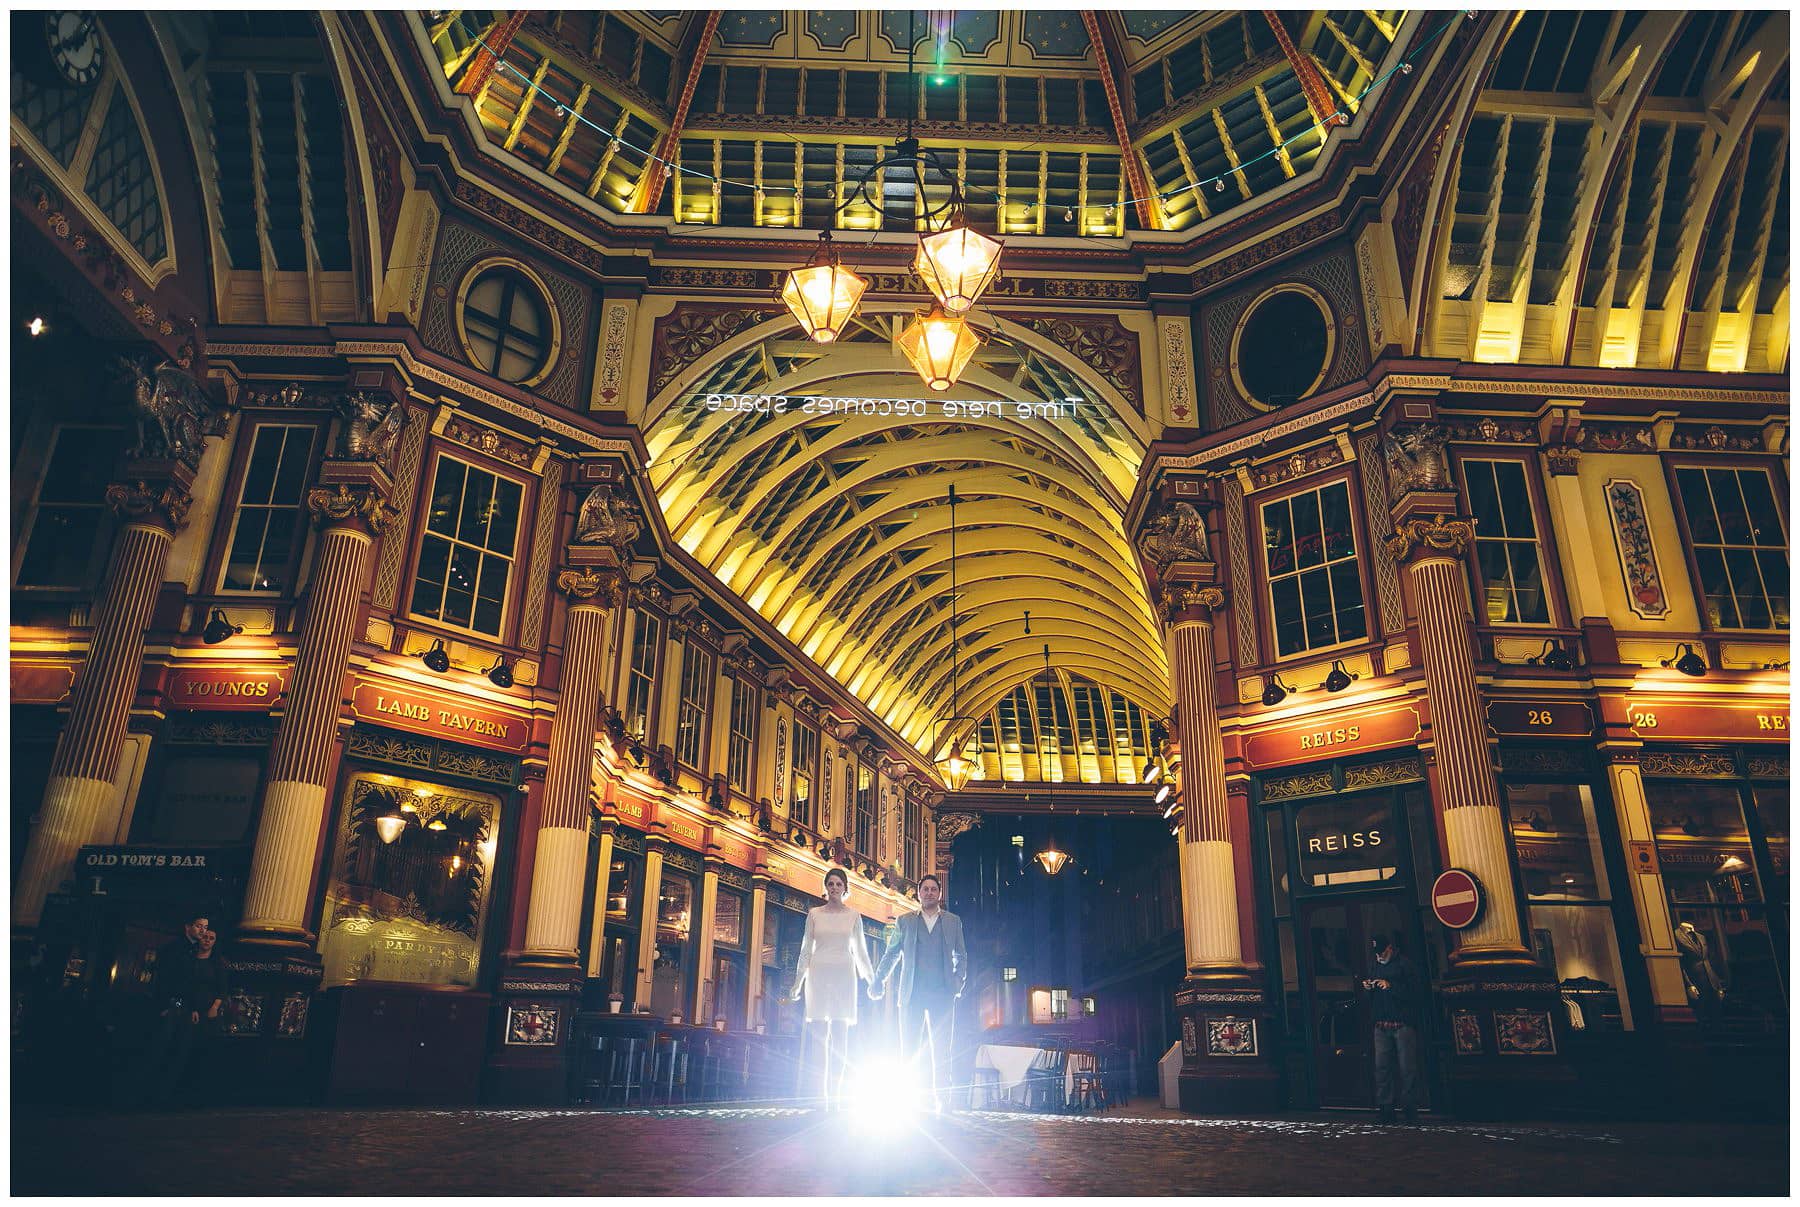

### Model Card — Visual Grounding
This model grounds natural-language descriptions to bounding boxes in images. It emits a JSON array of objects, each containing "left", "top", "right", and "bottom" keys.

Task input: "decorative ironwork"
[
  {"left": 663, "top": 846, "right": 704, "bottom": 876},
  {"left": 1748, "top": 755, "right": 1788, "bottom": 780},
  {"left": 1261, "top": 770, "right": 1335, "bottom": 801},
  {"left": 1497, "top": 747, "right": 1585, "bottom": 777},
  {"left": 1640, "top": 751, "right": 1738, "bottom": 780},
  {"left": 435, "top": 747, "right": 517, "bottom": 786},
  {"left": 1343, "top": 757, "right": 1424, "bottom": 790},
  {"left": 167, "top": 715, "right": 275, "bottom": 746},
  {"left": 346, "top": 728, "right": 436, "bottom": 772}
]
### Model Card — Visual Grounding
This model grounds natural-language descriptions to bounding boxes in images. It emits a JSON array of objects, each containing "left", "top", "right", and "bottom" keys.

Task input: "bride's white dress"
[{"left": 796, "top": 905, "right": 874, "bottom": 1024}]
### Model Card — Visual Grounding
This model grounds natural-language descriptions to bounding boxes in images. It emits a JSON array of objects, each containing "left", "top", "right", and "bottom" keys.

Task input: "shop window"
[
  {"left": 1294, "top": 795, "right": 1397, "bottom": 887},
  {"left": 790, "top": 722, "right": 819, "bottom": 830},
  {"left": 459, "top": 264, "right": 554, "bottom": 384},
  {"left": 318, "top": 774, "right": 500, "bottom": 989},
  {"left": 624, "top": 611, "right": 662, "bottom": 740},
  {"left": 599, "top": 842, "right": 642, "bottom": 1009},
  {"left": 15, "top": 425, "right": 130, "bottom": 589},
  {"left": 1674, "top": 465, "right": 1789, "bottom": 630},
  {"left": 605, "top": 851, "right": 639, "bottom": 923},
  {"left": 1503, "top": 781, "right": 1631, "bottom": 1030},
  {"left": 220, "top": 423, "right": 316, "bottom": 594},
  {"left": 854, "top": 763, "right": 876, "bottom": 856},
  {"left": 675, "top": 642, "right": 714, "bottom": 771},
  {"left": 713, "top": 888, "right": 744, "bottom": 947},
  {"left": 409, "top": 455, "right": 524, "bottom": 637},
  {"left": 1262, "top": 481, "right": 1367, "bottom": 657},
  {"left": 651, "top": 872, "right": 696, "bottom": 1018},
  {"left": 1463, "top": 458, "right": 1549, "bottom": 624},
  {"left": 137, "top": 753, "right": 262, "bottom": 844},
  {"left": 1644, "top": 774, "right": 1785, "bottom": 1023}
]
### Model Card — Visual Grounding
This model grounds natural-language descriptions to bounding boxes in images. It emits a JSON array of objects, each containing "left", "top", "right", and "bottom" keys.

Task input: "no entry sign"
[{"left": 1431, "top": 868, "right": 1484, "bottom": 929}]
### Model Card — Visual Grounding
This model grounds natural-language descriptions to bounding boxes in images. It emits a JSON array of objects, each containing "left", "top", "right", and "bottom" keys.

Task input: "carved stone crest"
[
  {"left": 1382, "top": 425, "right": 1450, "bottom": 499},
  {"left": 333, "top": 393, "right": 408, "bottom": 465},
  {"left": 1138, "top": 501, "right": 1211, "bottom": 574},
  {"left": 121, "top": 358, "right": 231, "bottom": 473},
  {"left": 574, "top": 486, "right": 643, "bottom": 550}
]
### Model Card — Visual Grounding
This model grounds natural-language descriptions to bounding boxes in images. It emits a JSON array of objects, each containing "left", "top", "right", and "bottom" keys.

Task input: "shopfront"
[
  {"left": 651, "top": 844, "right": 704, "bottom": 1021},
  {"left": 595, "top": 826, "right": 646, "bottom": 1010},
  {"left": 760, "top": 882, "right": 817, "bottom": 1036},
  {"left": 710, "top": 867, "right": 751, "bottom": 1031}
]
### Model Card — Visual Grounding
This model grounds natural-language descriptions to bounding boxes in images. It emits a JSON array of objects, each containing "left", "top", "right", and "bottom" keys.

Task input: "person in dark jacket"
[
  {"left": 132, "top": 912, "right": 226, "bottom": 1108},
  {"left": 1364, "top": 932, "right": 1426, "bottom": 1123}
]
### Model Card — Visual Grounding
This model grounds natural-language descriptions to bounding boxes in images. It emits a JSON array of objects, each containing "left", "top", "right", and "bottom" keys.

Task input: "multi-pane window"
[
  {"left": 1262, "top": 481, "right": 1367, "bottom": 657},
  {"left": 904, "top": 795, "right": 924, "bottom": 878},
  {"left": 624, "top": 612, "right": 662, "bottom": 739},
  {"left": 1464, "top": 458, "right": 1549, "bottom": 624},
  {"left": 462, "top": 266, "right": 552, "bottom": 383},
  {"left": 15, "top": 425, "right": 131, "bottom": 589},
  {"left": 790, "top": 722, "right": 819, "bottom": 830},
  {"left": 1675, "top": 466, "right": 1788, "bottom": 630},
  {"left": 675, "top": 643, "right": 714, "bottom": 771},
  {"left": 854, "top": 764, "right": 876, "bottom": 856},
  {"left": 410, "top": 456, "right": 523, "bottom": 637},
  {"left": 727, "top": 678, "right": 758, "bottom": 794},
  {"left": 221, "top": 424, "right": 315, "bottom": 593}
]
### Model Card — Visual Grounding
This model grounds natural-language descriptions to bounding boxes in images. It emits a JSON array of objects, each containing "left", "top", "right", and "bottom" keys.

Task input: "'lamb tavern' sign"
[{"left": 350, "top": 682, "right": 531, "bottom": 754}]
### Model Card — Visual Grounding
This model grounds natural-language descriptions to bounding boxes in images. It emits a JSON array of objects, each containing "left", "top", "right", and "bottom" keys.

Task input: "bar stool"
[
  {"left": 572, "top": 1031, "right": 609, "bottom": 1105},
  {"left": 652, "top": 1030, "right": 689, "bottom": 1105},
  {"left": 603, "top": 1035, "right": 648, "bottom": 1108},
  {"left": 969, "top": 1065, "right": 1002, "bottom": 1110}
]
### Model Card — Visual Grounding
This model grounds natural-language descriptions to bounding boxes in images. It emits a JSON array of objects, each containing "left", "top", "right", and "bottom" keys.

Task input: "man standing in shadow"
[{"left": 870, "top": 874, "right": 967, "bottom": 1113}]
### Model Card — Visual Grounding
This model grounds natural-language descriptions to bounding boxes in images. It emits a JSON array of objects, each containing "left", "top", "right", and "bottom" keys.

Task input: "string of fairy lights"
[{"left": 457, "top": 11, "right": 1467, "bottom": 219}]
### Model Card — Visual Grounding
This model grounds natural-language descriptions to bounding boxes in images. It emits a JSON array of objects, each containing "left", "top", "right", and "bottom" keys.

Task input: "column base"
[
  {"left": 482, "top": 959, "right": 585, "bottom": 1105},
  {"left": 1173, "top": 982, "right": 1282, "bottom": 1115},
  {"left": 1437, "top": 965, "right": 1575, "bottom": 1120},
  {"left": 212, "top": 944, "right": 327, "bottom": 1106}
]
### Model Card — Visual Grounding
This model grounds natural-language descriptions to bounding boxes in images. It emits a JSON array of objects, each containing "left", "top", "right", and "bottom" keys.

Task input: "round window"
[
  {"left": 460, "top": 265, "right": 554, "bottom": 383},
  {"left": 1231, "top": 286, "right": 1333, "bottom": 410}
]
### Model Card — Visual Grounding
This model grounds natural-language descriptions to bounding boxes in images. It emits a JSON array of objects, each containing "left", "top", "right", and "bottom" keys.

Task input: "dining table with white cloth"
[{"left": 972, "top": 1043, "right": 1097, "bottom": 1108}]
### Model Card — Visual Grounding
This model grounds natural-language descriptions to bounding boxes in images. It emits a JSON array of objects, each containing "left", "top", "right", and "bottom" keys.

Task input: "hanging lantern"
[
  {"left": 374, "top": 815, "right": 406, "bottom": 845},
  {"left": 897, "top": 305, "right": 982, "bottom": 391},
  {"left": 913, "top": 222, "right": 1003, "bottom": 314},
  {"left": 938, "top": 748, "right": 975, "bottom": 792},
  {"left": 780, "top": 230, "right": 867, "bottom": 343},
  {"left": 1035, "top": 842, "right": 1070, "bottom": 875}
]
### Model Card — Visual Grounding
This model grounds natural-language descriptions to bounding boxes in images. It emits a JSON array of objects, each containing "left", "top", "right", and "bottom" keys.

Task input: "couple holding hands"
[{"left": 791, "top": 867, "right": 967, "bottom": 1110}]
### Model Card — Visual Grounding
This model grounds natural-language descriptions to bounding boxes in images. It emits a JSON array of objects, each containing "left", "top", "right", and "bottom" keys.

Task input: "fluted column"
[
  {"left": 636, "top": 841, "right": 666, "bottom": 1007},
  {"left": 240, "top": 467, "right": 394, "bottom": 944},
  {"left": 1389, "top": 516, "right": 1532, "bottom": 964},
  {"left": 15, "top": 471, "right": 194, "bottom": 929},
  {"left": 746, "top": 876, "right": 769, "bottom": 1028},
  {"left": 522, "top": 567, "right": 624, "bottom": 964},
  {"left": 1163, "top": 584, "right": 1246, "bottom": 979}
]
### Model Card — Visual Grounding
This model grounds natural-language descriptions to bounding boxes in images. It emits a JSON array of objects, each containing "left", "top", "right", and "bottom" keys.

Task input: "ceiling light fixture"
[
  {"left": 778, "top": 10, "right": 1000, "bottom": 390},
  {"left": 375, "top": 814, "right": 407, "bottom": 845},
  {"left": 1033, "top": 643, "right": 1074, "bottom": 875},
  {"left": 1662, "top": 643, "right": 1707, "bottom": 677}
]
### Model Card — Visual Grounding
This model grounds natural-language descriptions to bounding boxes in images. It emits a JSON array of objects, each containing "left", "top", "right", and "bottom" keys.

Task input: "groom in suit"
[{"left": 870, "top": 873, "right": 967, "bottom": 1111}]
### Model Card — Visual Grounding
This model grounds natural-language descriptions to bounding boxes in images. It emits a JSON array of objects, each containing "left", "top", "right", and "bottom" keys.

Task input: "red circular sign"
[{"left": 1431, "top": 868, "right": 1484, "bottom": 930}]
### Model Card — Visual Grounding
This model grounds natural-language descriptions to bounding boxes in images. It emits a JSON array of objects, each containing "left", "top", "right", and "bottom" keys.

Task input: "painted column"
[
  {"left": 522, "top": 567, "right": 624, "bottom": 964},
  {"left": 1388, "top": 515, "right": 1532, "bottom": 964},
  {"left": 694, "top": 860, "right": 721, "bottom": 1022},
  {"left": 635, "top": 840, "right": 666, "bottom": 1007},
  {"left": 15, "top": 469, "right": 194, "bottom": 929},
  {"left": 584, "top": 821, "right": 618, "bottom": 980},
  {"left": 240, "top": 461, "right": 396, "bottom": 943},
  {"left": 746, "top": 876, "right": 769, "bottom": 1028},
  {"left": 1600, "top": 751, "right": 1687, "bottom": 1012},
  {"left": 1162, "top": 585, "right": 1246, "bottom": 979}
]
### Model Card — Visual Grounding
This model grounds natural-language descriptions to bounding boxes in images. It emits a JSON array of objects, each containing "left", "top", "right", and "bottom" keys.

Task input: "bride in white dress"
[{"left": 791, "top": 867, "right": 875, "bottom": 1105}]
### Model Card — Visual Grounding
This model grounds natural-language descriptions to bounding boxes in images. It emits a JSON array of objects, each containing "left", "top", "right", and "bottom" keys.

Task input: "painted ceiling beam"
[
  {"left": 1261, "top": 10, "right": 1345, "bottom": 133},
  {"left": 636, "top": 10, "right": 723, "bottom": 214},
  {"left": 454, "top": 10, "right": 528, "bottom": 97},
  {"left": 1081, "top": 11, "right": 1163, "bottom": 230}
]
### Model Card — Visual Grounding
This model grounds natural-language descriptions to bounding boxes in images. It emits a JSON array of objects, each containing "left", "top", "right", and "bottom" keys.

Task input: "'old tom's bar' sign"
[{"left": 350, "top": 681, "right": 531, "bottom": 753}]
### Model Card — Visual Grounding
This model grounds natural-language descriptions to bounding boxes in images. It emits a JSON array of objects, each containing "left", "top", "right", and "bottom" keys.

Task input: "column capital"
[
  {"left": 1543, "top": 444, "right": 1582, "bottom": 476},
  {"left": 1160, "top": 582, "right": 1226, "bottom": 625},
  {"left": 1386, "top": 514, "right": 1476, "bottom": 564},
  {"left": 305, "top": 481, "right": 393, "bottom": 535},
  {"left": 104, "top": 461, "right": 197, "bottom": 533},
  {"left": 555, "top": 565, "right": 626, "bottom": 607}
]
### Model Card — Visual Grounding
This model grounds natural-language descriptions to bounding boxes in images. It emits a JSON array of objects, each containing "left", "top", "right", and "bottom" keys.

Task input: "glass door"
[{"left": 1296, "top": 892, "right": 1413, "bottom": 1108}]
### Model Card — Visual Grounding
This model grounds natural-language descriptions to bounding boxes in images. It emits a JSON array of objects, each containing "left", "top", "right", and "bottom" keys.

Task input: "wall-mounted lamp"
[
  {"left": 420, "top": 639, "right": 451, "bottom": 673},
  {"left": 486, "top": 657, "right": 514, "bottom": 689},
  {"left": 1262, "top": 674, "right": 1295, "bottom": 706},
  {"left": 1153, "top": 781, "right": 1173, "bottom": 806},
  {"left": 1323, "top": 661, "right": 1357, "bottom": 693},
  {"left": 1527, "top": 640, "right": 1576, "bottom": 672},
  {"left": 201, "top": 608, "right": 243, "bottom": 645},
  {"left": 1143, "top": 760, "right": 1162, "bottom": 783},
  {"left": 1662, "top": 643, "right": 1707, "bottom": 677}
]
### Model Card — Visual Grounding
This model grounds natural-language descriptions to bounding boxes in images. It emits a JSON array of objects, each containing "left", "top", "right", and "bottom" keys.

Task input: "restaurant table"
[{"left": 972, "top": 1043, "right": 1097, "bottom": 1109}]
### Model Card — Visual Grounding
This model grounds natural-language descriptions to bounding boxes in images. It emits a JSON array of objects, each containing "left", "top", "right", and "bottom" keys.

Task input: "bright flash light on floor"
[{"left": 844, "top": 1052, "right": 927, "bottom": 1135}]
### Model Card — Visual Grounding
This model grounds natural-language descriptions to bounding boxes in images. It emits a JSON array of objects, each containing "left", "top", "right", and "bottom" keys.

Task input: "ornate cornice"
[
  {"left": 556, "top": 566, "right": 625, "bottom": 607},
  {"left": 934, "top": 811, "right": 982, "bottom": 845},
  {"left": 1386, "top": 515, "right": 1475, "bottom": 563}
]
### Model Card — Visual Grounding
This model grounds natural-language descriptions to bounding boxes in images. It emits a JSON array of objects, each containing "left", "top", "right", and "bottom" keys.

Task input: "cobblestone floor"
[{"left": 11, "top": 1106, "right": 1787, "bottom": 1196}]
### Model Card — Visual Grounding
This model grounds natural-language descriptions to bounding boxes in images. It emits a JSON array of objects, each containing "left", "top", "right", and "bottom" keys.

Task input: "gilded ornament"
[
  {"left": 1544, "top": 445, "right": 1581, "bottom": 476},
  {"left": 574, "top": 486, "right": 643, "bottom": 549},
  {"left": 104, "top": 479, "right": 193, "bottom": 529},
  {"left": 1137, "top": 501, "right": 1211, "bottom": 572},
  {"left": 1382, "top": 424, "right": 1450, "bottom": 498},
  {"left": 122, "top": 357, "right": 230, "bottom": 472},
  {"left": 1386, "top": 515, "right": 1475, "bottom": 561},
  {"left": 555, "top": 567, "right": 624, "bottom": 605},
  {"left": 306, "top": 483, "right": 393, "bottom": 533},
  {"left": 333, "top": 392, "right": 408, "bottom": 464}
]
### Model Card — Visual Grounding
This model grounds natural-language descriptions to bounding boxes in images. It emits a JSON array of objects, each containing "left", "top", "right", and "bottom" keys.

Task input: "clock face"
[{"left": 45, "top": 12, "right": 104, "bottom": 89}]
